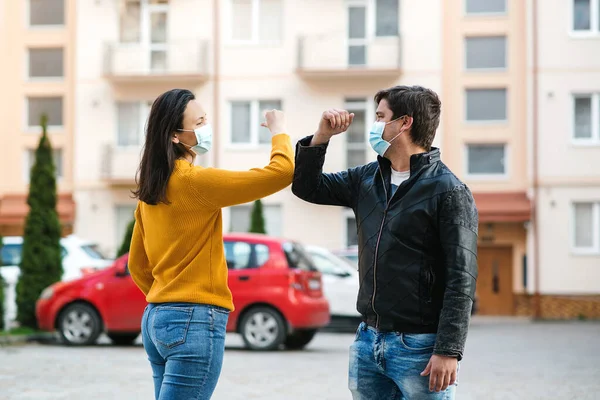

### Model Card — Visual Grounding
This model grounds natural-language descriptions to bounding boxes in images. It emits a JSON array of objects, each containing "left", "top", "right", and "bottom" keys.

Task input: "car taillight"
[{"left": 289, "top": 271, "right": 304, "bottom": 291}]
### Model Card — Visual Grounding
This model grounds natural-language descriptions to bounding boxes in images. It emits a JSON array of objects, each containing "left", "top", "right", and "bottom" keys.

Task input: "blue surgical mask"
[
  {"left": 177, "top": 124, "right": 213, "bottom": 155},
  {"left": 368, "top": 117, "right": 404, "bottom": 157}
]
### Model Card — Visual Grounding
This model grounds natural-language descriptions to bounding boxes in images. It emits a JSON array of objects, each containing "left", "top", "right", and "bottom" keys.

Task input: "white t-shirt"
[{"left": 390, "top": 168, "right": 410, "bottom": 196}]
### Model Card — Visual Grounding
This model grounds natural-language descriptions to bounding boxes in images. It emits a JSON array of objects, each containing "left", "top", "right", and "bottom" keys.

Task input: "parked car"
[
  {"left": 332, "top": 245, "right": 359, "bottom": 265},
  {"left": 305, "top": 245, "right": 360, "bottom": 319},
  {"left": 1, "top": 235, "right": 114, "bottom": 281},
  {"left": 36, "top": 233, "right": 330, "bottom": 351}
]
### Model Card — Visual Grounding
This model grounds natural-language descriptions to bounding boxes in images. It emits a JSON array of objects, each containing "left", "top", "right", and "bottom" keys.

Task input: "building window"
[
  {"left": 230, "top": 100, "right": 281, "bottom": 146},
  {"left": 466, "top": 144, "right": 506, "bottom": 177},
  {"left": 117, "top": 101, "right": 151, "bottom": 147},
  {"left": 573, "top": 94, "right": 600, "bottom": 143},
  {"left": 28, "top": 48, "right": 64, "bottom": 78},
  {"left": 572, "top": 202, "right": 600, "bottom": 253},
  {"left": 573, "top": 0, "right": 600, "bottom": 33},
  {"left": 345, "top": 99, "right": 368, "bottom": 169},
  {"left": 465, "top": 36, "right": 506, "bottom": 70},
  {"left": 120, "top": 0, "right": 142, "bottom": 43},
  {"left": 375, "top": 0, "right": 399, "bottom": 37},
  {"left": 115, "top": 205, "right": 136, "bottom": 253},
  {"left": 29, "top": 0, "right": 65, "bottom": 26},
  {"left": 27, "top": 97, "right": 63, "bottom": 129},
  {"left": 229, "top": 203, "right": 283, "bottom": 237},
  {"left": 465, "top": 89, "right": 507, "bottom": 122},
  {"left": 230, "top": 0, "right": 282, "bottom": 43},
  {"left": 25, "top": 148, "right": 63, "bottom": 182},
  {"left": 465, "top": 0, "right": 507, "bottom": 15}
]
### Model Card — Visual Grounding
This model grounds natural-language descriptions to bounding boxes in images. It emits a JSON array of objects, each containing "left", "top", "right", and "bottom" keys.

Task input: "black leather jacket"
[{"left": 292, "top": 136, "right": 478, "bottom": 360}]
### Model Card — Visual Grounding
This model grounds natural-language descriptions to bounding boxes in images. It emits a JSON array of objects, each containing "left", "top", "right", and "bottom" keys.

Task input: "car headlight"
[{"left": 39, "top": 287, "right": 54, "bottom": 300}]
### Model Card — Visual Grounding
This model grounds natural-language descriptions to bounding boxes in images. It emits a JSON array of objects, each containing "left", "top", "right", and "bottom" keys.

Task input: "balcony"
[
  {"left": 296, "top": 31, "right": 402, "bottom": 80},
  {"left": 103, "top": 40, "right": 210, "bottom": 84},
  {"left": 100, "top": 144, "right": 141, "bottom": 186}
]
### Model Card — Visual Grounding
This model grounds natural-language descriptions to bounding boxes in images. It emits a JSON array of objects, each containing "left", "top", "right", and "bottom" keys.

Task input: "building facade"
[{"left": 0, "top": 0, "right": 76, "bottom": 236}]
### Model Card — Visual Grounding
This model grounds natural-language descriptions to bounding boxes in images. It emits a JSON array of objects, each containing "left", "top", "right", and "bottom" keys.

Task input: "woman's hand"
[{"left": 261, "top": 110, "right": 287, "bottom": 136}]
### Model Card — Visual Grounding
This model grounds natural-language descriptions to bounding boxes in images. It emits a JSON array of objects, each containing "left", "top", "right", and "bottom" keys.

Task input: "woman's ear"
[{"left": 172, "top": 135, "right": 180, "bottom": 144}]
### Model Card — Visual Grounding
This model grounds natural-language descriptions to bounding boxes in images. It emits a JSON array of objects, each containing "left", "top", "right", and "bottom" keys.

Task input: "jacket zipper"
[{"left": 372, "top": 167, "right": 392, "bottom": 329}]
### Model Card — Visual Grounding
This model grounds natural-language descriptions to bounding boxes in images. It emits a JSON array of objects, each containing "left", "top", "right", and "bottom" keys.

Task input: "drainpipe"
[
  {"left": 531, "top": 0, "right": 541, "bottom": 319},
  {"left": 212, "top": 0, "right": 220, "bottom": 168}
]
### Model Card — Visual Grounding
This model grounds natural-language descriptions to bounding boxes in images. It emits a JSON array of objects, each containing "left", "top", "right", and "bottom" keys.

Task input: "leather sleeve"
[
  {"left": 291, "top": 136, "right": 359, "bottom": 208},
  {"left": 433, "top": 185, "right": 479, "bottom": 361}
]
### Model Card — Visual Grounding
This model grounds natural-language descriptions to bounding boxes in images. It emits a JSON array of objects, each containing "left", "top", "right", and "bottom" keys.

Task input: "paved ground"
[{"left": 1, "top": 319, "right": 599, "bottom": 400}]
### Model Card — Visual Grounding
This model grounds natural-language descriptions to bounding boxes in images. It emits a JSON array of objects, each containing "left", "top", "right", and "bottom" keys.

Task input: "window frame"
[
  {"left": 227, "top": 99, "right": 282, "bottom": 148},
  {"left": 571, "top": 202, "right": 600, "bottom": 254},
  {"left": 570, "top": 0, "right": 600, "bottom": 37},
  {"left": 344, "top": 99, "right": 372, "bottom": 169},
  {"left": 464, "top": 0, "right": 508, "bottom": 16},
  {"left": 464, "top": 88, "right": 508, "bottom": 124},
  {"left": 343, "top": 208, "right": 358, "bottom": 248},
  {"left": 24, "top": 96, "right": 64, "bottom": 132},
  {"left": 26, "top": 47, "right": 65, "bottom": 81},
  {"left": 464, "top": 143, "right": 509, "bottom": 181},
  {"left": 27, "top": 0, "right": 66, "bottom": 28},
  {"left": 227, "top": 0, "right": 283, "bottom": 46},
  {"left": 115, "top": 101, "right": 151, "bottom": 149},
  {"left": 464, "top": 35, "right": 508, "bottom": 72},
  {"left": 572, "top": 93, "right": 600, "bottom": 146}
]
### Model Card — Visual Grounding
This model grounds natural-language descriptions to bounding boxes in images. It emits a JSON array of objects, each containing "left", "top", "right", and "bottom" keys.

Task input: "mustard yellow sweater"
[{"left": 128, "top": 134, "right": 294, "bottom": 311}]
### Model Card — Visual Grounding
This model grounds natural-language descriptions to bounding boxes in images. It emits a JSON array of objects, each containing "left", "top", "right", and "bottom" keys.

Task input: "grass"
[{"left": 0, "top": 327, "right": 39, "bottom": 337}]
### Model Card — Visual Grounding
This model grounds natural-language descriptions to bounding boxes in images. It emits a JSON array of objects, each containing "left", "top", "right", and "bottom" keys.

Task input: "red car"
[{"left": 36, "top": 234, "right": 330, "bottom": 351}]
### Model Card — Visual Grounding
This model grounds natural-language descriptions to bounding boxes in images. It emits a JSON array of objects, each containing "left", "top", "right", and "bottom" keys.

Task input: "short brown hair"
[{"left": 374, "top": 85, "right": 441, "bottom": 151}]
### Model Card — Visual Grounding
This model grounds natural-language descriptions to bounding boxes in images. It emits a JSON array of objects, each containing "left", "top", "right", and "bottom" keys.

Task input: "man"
[{"left": 292, "top": 86, "right": 478, "bottom": 399}]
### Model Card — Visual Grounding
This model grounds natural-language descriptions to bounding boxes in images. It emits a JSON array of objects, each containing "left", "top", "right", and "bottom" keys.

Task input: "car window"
[
  {"left": 81, "top": 244, "right": 107, "bottom": 260},
  {"left": 1, "top": 244, "right": 22, "bottom": 266},
  {"left": 282, "top": 242, "right": 317, "bottom": 271},
  {"left": 224, "top": 241, "right": 270, "bottom": 270},
  {"left": 309, "top": 253, "right": 341, "bottom": 275}
]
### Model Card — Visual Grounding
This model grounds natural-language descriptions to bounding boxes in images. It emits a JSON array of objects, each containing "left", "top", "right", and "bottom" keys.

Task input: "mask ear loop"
[{"left": 387, "top": 116, "right": 408, "bottom": 144}]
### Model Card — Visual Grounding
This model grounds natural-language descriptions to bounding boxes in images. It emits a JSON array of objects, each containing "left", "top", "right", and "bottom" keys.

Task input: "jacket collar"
[{"left": 377, "top": 147, "right": 441, "bottom": 175}]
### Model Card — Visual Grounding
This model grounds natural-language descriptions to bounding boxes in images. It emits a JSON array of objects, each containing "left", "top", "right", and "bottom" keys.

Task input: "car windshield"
[
  {"left": 81, "top": 244, "right": 108, "bottom": 260},
  {"left": 282, "top": 242, "right": 317, "bottom": 271},
  {"left": 308, "top": 250, "right": 357, "bottom": 275}
]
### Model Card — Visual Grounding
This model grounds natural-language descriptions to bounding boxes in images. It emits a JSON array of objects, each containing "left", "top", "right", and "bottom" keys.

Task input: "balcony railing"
[
  {"left": 100, "top": 143, "right": 141, "bottom": 186},
  {"left": 297, "top": 31, "right": 402, "bottom": 79},
  {"left": 103, "top": 40, "right": 210, "bottom": 82}
]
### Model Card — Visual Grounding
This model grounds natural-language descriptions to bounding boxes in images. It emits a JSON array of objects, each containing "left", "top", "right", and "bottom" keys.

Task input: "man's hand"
[
  {"left": 420, "top": 354, "right": 458, "bottom": 392},
  {"left": 310, "top": 109, "right": 355, "bottom": 146},
  {"left": 261, "top": 109, "right": 286, "bottom": 136}
]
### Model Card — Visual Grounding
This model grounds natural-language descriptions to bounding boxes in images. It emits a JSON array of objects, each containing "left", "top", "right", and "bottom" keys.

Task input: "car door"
[
  {"left": 98, "top": 257, "right": 147, "bottom": 332},
  {"left": 224, "top": 240, "right": 269, "bottom": 329}
]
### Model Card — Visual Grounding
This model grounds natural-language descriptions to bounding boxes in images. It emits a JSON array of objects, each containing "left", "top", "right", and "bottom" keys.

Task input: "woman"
[{"left": 128, "top": 88, "right": 293, "bottom": 399}]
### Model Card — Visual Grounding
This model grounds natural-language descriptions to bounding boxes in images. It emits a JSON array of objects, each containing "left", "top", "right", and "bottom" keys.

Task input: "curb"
[{"left": 0, "top": 332, "right": 57, "bottom": 346}]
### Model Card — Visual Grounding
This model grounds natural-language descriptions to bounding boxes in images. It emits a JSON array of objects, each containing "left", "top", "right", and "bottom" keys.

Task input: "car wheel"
[
  {"left": 108, "top": 332, "right": 139, "bottom": 346},
  {"left": 57, "top": 303, "right": 103, "bottom": 346},
  {"left": 284, "top": 329, "right": 317, "bottom": 350},
  {"left": 239, "top": 306, "right": 286, "bottom": 351}
]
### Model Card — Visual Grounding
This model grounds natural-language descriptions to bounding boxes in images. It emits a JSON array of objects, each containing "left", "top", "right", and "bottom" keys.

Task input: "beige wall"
[
  {"left": 0, "top": 0, "right": 76, "bottom": 196},
  {"left": 442, "top": 0, "right": 528, "bottom": 192}
]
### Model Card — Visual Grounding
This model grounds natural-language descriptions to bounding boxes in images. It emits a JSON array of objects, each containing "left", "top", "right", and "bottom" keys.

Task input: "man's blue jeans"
[
  {"left": 141, "top": 303, "right": 229, "bottom": 400},
  {"left": 349, "top": 322, "right": 458, "bottom": 400}
]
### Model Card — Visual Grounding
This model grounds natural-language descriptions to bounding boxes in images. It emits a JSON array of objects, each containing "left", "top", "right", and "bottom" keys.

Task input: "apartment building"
[
  {"left": 0, "top": 0, "right": 76, "bottom": 237},
  {"left": 530, "top": 0, "right": 600, "bottom": 318},
  {"left": 74, "top": 0, "right": 443, "bottom": 256}
]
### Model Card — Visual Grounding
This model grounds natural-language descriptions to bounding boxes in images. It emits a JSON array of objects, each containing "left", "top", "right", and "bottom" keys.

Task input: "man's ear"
[{"left": 401, "top": 116, "right": 414, "bottom": 132}]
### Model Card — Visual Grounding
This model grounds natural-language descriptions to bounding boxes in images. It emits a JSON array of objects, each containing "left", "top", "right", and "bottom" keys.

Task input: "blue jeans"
[
  {"left": 141, "top": 303, "right": 229, "bottom": 400},
  {"left": 349, "top": 322, "right": 458, "bottom": 400}
]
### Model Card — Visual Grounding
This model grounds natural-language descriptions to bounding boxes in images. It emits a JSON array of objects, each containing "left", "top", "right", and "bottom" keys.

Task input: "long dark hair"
[{"left": 133, "top": 89, "right": 195, "bottom": 205}]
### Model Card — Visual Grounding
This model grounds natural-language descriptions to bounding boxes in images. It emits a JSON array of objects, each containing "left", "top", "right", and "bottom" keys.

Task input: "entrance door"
[{"left": 476, "top": 247, "right": 514, "bottom": 315}]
